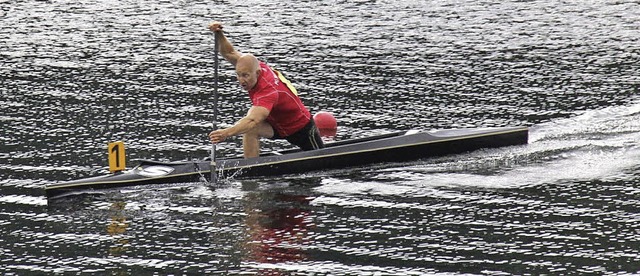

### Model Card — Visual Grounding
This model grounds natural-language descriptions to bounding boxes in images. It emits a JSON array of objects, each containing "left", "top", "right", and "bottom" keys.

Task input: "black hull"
[{"left": 45, "top": 127, "right": 528, "bottom": 197}]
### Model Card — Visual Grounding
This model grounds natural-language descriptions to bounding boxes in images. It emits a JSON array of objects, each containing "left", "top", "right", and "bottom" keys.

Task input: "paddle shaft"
[{"left": 211, "top": 32, "right": 220, "bottom": 183}]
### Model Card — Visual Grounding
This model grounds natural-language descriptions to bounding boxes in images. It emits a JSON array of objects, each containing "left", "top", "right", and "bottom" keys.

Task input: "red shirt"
[{"left": 249, "top": 62, "right": 311, "bottom": 137}]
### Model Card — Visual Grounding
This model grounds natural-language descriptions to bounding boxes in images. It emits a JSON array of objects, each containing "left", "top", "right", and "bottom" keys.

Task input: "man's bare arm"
[
  {"left": 209, "top": 22, "right": 242, "bottom": 66},
  {"left": 208, "top": 106, "right": 270, "bottom": 143}
]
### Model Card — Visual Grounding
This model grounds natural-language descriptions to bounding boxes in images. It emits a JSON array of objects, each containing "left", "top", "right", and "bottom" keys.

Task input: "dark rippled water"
[{"left": 2, "top": 0, "right": 640, "bottom": 274}]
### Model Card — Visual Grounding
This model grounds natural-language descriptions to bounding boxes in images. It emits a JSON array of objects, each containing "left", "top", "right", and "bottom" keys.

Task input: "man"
[{"left": 207, "top": 22, "right": 324, "bottom": 158}]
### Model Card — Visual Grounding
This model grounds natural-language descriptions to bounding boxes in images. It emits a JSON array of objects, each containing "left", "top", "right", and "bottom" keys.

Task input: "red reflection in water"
[{"left": 244, "top": 193, "right": 314, "bottom": 274}]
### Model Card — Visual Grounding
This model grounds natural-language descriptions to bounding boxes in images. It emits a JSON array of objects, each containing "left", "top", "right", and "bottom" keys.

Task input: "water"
[{"left": 1, "top": 0, "right": 639, "bottom": 274}]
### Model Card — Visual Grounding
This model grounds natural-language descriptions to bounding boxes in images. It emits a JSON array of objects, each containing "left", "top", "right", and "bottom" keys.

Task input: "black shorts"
[{"left": 271, "top": 119, "right": 325, "bottom": 151}]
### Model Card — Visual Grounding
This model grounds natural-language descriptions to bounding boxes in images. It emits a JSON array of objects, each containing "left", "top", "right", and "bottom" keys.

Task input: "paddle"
[{"left": 210, "top": 31, "right": 220, "bottom": 183}]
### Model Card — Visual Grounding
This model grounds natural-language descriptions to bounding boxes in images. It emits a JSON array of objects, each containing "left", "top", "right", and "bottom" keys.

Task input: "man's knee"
[
  {"left": 249, "top": 122, "right": 275, "bottom": 140},
  {"left": 243, "top": 128, "right": 260, "bottom": 139}
]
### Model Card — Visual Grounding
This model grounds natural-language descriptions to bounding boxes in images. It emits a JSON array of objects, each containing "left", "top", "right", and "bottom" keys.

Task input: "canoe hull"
[
  {"left": 220, "top": 127, "right": 528, "bottom": 177},
  {"left": 45, "top": 127, "right": 528, "bottom": 197}
]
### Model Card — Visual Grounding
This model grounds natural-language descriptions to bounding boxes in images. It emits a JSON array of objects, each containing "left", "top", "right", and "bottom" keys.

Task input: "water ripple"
[{"left": 2, "top": 0, "right": 640, "bottom": 274}]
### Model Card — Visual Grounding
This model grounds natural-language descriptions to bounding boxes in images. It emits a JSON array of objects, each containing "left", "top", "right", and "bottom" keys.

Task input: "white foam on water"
[
  {"left": 315, "top": 101, "right": 640, "bottom": 195},
  {"left": 0, "top": 195, "right": 48, "bottom": 206}
]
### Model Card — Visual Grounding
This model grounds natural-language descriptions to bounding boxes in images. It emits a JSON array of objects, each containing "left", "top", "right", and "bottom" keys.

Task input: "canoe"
[{"left": 45, "top": 126, "right": 528, "bottom": 197}]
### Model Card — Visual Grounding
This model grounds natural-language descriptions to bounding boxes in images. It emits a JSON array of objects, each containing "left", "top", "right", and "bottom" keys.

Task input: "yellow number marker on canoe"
[{"left": 108, "top": 141, "right": 126, "bottom": 173}]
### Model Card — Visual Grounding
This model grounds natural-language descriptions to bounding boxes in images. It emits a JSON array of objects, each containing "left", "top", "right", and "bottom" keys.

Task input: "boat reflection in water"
[
  {"left": 241, "top": 182, "right": 316, "bottom": 274},
  {"left": 106, "top": 201, "right": 130, "bottom": 257}
]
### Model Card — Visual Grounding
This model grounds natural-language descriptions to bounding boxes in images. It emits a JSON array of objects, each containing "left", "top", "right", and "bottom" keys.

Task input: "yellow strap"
[{"left": 274, "top": 70, "right": 298, "bottom": 96}]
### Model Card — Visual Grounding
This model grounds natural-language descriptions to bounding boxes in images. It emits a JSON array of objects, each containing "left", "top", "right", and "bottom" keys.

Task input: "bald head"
[
  {"left": 235, "top": 54, "right": 261, "bottom": 91},
  {"left": 236, "top": 54, "right": 260, "bottom": 72}
]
